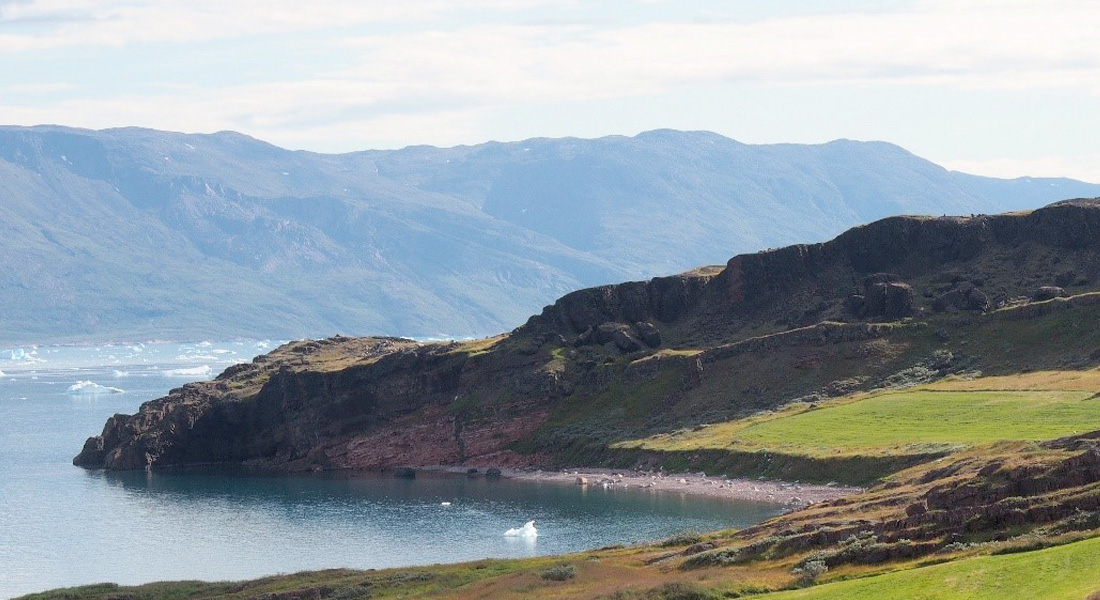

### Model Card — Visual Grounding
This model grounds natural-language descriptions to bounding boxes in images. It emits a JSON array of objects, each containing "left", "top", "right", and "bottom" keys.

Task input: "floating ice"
[
  {"left": 113, "top": 370, "right": 129, "bottom": 378},
  {"left": 9, "top": 348, "right": 46, "bottom": 363},
  {"left": 67, "top": 381, "right": 124, "bottom": 395},
  {"left": 504, "top": 521, "right": 538, "bottom": 538},
  {"left": 441, "top": 502, "right": 451, "bottom": 507},
  {"left": 0, "top": 369, "right": 5, "bottom": 377},
  {"left": 163, "top": 365, "right": 212, "bottom": 378}
]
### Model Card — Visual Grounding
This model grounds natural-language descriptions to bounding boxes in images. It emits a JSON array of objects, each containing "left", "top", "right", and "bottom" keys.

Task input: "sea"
[{"left": 0, "top": 342, "right": 783, "bottom": 599}]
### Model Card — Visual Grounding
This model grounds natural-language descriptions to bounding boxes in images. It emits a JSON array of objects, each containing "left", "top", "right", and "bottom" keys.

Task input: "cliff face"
[
  {"left": 75, "top": 199, "right": 1100, "bottom": 472},
  {"left": 522, "top": 198, "right": 1100, "bottom": 346}
]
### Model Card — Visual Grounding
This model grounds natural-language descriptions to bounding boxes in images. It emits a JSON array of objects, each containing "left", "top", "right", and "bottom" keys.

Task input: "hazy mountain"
[{"left": 1, "top": 125, "right": 1097, "bottom": 343}]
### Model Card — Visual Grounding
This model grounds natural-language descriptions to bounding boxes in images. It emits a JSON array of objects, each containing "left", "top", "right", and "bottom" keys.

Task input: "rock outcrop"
[
  {"left": 74, "top": 199, "right": 1100, "bottom": 472},
  {"left": 695, "top": 432, "right": 1100, "bottom": 571}
]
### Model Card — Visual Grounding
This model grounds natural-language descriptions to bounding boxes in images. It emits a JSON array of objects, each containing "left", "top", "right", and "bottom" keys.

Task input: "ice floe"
[
  {"left": 504, "top": 521, "right": 538, "bottom": 538},
  {"left": 163, "top": 365, "right": 212, "bottom": 378},
  {"left": 67, "top": 381, "right": 124, "bottom": 395}
]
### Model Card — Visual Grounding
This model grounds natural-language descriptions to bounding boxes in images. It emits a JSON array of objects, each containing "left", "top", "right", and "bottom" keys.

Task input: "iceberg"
[
  {"left": 68, "top": 381, "right": 124, "bottom": 395},
  {"left": 504, "top": 520, "right": 538, "bottom": 538},
  {"left": 163, "top": 365, "right": 212, "bottom": 378}
]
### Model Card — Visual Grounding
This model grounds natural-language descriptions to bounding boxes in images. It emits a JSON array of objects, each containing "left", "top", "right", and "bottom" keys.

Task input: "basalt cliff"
[{"left": 75, "top": 198, "right": 1100, "bottom": 477}]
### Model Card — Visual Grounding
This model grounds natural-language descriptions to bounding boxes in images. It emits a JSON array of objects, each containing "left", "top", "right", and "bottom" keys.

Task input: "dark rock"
[
  {"left": 485, "top": 467, "right": 502, "bottom": 478},
  {"left": 573, "top": 326, "right": 596, "bottom": 346},
  {"left": 863, "top": 281, "right": 915, "bottom": 319},
  {"left": 394, "top": 467, "right": 417, "bottom": 479},
  {"left": 611, "top": 328, "right": 643, "bottom": 352},
  {"left": 467, "top": 468, "right": 479, "bottom": 476},
  {"left": 932, "top": 283, "right": 991, "bottom": 313},
  {"left": 596, "top": 322, "right": 627, "bottom": 344},
  {"left": 634, "top": 321, "right": 662, "bottom": 348},
  {"left": 1032, "top": 286, "right": 1066, "bottom": 301},
  {"left": 682, "top": 541, "right": 717, "bottom": 556},
  {"left": 844, "top": 294, "right": 865, "bottom": 316}
]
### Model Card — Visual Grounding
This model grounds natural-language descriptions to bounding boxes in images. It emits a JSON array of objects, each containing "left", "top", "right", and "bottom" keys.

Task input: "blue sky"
[{"left": 2, "top": 0, "right": 1099, "bottom": 181}]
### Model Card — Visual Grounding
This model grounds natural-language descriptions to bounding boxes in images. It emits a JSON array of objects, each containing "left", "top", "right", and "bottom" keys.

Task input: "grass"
[
  {"left": 620, "top": 377, "right": 1100, "bottom": 459},
  {"left": 758, "top": 534, "right": 1100, "bottom": 600}
]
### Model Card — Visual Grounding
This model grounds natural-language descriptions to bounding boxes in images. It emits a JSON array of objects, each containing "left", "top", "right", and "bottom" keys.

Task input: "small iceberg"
[
  {"left": 68, "top": 381, "right": 125, "bottom": 395},
  {"left": 441, "top": 501, "right": 451, "bottom": 507},
  {"left": 163, "top": 365, "right": 212, "bottom": 378},
  {"left": 504, "top": 520, "right": 538, "bottom": 538}
]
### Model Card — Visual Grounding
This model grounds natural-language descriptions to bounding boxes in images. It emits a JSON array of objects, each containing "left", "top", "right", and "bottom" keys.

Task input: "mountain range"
[{"left": 2, "top": 125, "right": 1098, "bottom": 343}]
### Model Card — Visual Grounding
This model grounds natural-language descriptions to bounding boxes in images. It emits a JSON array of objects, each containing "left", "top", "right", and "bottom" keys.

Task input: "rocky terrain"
[{"left": 75, "top": 198, "right": 1100, "bottom": 476}]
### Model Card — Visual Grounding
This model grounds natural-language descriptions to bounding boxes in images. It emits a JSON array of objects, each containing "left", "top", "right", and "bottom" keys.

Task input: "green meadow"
[
  {"left": 621, "top": 377, "right": 1100, "bottom": 459},
  {"left": 761, "top": 535, "right": 1100, "bottom": 600}
]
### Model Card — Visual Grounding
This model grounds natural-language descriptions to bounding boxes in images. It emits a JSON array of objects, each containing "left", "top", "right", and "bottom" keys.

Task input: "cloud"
[
  {"left": 0, "top": 0, "right": 554, "bottom": 50},
  {"left": 2, "top": 0, "right": 1099, "bottom": 162}
]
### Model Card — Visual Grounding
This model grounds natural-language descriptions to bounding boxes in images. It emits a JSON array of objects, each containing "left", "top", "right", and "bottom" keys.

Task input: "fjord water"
[{"left": 0, "top": 343, "right": 782, "bottom": 599}]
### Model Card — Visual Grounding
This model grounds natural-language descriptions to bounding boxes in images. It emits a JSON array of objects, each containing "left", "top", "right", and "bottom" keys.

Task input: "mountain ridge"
[{"left": 3, "top": 125, "right": 1100, "bottom": 344}]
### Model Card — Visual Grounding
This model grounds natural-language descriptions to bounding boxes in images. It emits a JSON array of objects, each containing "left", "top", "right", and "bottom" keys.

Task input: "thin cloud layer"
[{"left": 1, "top": 0, "right": 1099, "bottom": 179}]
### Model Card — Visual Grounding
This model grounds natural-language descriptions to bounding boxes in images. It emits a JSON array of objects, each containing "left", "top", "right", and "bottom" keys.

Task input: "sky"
[{"left": 2, "top": 0, "right": 1100, "bottom": 181}]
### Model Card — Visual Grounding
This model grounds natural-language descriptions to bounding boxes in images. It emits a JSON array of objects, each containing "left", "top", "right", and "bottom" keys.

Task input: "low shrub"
[
  {"left": 659, "top": 530, "right": 703, "bottom": 547},
  {"left": 540, "top": 563, "right": 577, "bottom": 581}
]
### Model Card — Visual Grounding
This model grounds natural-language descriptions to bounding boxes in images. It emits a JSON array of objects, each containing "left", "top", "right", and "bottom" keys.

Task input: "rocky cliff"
[{"left": 75, "top": 199, "right": 1100, "bottom": 472}]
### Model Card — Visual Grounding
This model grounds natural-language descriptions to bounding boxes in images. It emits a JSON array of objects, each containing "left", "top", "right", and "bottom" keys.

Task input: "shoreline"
[{"left": 418, "top": 465, "right": 862, "bottom": 507}]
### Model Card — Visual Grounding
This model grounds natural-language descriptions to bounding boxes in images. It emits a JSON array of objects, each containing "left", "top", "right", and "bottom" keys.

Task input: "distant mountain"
[{"left": 1, "top": 125, "right": 1097, "bottom": 343}]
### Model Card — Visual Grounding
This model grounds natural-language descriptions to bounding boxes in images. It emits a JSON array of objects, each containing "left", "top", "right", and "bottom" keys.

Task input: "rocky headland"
[{"left": 75, "top": 198, "right": 1100, "bottom": 481}]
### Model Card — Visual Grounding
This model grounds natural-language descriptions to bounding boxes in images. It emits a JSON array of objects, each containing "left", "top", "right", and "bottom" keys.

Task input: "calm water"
[{"left": 0, "top": 343, "right": 782, "bottom": 599}]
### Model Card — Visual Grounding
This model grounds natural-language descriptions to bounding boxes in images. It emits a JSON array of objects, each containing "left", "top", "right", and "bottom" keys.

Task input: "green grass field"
[
  {"left": 620, "top": 386, "right": 1100, "bottom": 458},
  {"left": 760, "top": 536, "right": 1100, "bottom": 600}
]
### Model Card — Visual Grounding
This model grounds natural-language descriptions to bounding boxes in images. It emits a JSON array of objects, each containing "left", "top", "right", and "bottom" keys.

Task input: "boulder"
[
  {"left": 611, "top": 328, "right": 642, "bottom": 352},
  {"left": 932, "top": 282, "right": 991, "bottom": 313},
  {"left": 595, "top": 322, "right": 626, "bottom": 344},
  {"left": 394, "top": 467, "right": 416, "bottom": 479},
  {"left": 486, "top": 467, "right": 502, "bottom": 478},
  {"left": 1032, "top": 286, "right": 1066, "bottom": 302},
  {"left": 862, "top": 280, "right": 915, "bottom": 319},
  {"left": 634, "top": 321, "right": 662, "bottom": 348}
]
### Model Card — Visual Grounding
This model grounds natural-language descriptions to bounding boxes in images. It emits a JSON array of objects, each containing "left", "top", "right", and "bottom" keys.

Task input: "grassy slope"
[
  {"left": 621, "top": 387, "right": 1100, "bottom": 458},
  {"left": 761, "top": 535, "right": 1100, "bottom": 600},
  {"left": 35, "top": 299, "right": 1100, "bottom": 598}
]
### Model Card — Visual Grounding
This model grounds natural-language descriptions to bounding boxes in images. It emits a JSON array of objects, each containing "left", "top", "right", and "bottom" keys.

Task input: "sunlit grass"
[
  {"left": 620, "top": 377, "right": 1100, "bottom": 458},
  {"left": 760, "top": 535, "right": 1100, "bottom": 600}
]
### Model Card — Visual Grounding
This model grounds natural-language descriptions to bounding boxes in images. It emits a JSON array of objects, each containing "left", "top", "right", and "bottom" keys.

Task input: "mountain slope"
[{"left": 3, "top": 125, "right": 1099, "bottom": 343}]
